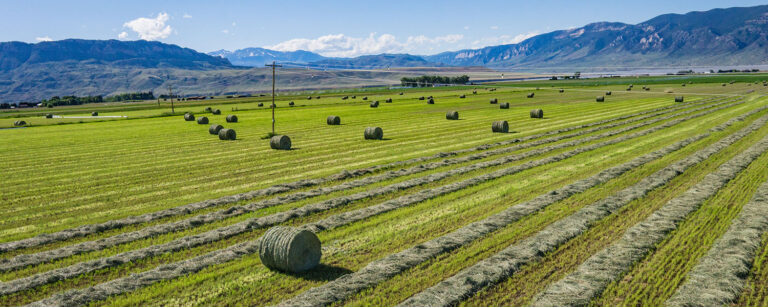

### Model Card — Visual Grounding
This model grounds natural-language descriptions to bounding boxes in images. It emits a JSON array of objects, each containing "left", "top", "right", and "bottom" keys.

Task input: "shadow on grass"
[{"left": 285, "top": 263, "right": 354, "bottom": 282}]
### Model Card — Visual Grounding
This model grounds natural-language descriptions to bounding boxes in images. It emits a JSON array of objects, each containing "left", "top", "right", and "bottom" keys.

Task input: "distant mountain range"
[{"left": 2, "top": 4, "right": 768, "bottom": 102}]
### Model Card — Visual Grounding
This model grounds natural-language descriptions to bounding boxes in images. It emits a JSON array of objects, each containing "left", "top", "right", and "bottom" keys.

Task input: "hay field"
[{"left": 1, "top": 75, "right": 768, "bottom": 306}]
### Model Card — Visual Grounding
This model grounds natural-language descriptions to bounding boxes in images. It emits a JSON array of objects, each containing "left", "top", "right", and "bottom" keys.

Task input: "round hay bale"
[
  {"left": 209, "top": 124, "right": 223, "bottom": 135},
  {"left": 270, "top": 135, "right": 292, "bottom": 150},
  {"left": 364, "top": 127, "right": 383, "bottom": 140},
  {"left": 226, "top": 115, "right": 238, "bottom": 123},
  {"left": 362, "top": 96, "right": 368, "bottom": 100},
  {"left": 722, "top": 83, "right": 727, "bottom": 86},
  {"left": 399, "top": 92, "right": 404, "bottom": 95},
  {"left": 645, "top": 87, "right": 650, "bottom": 91},
  {"left": 427, "top": 96, "right": 433, "bottom": 99},
  {"left": 472, "top": 90, "right": 477, "bottom": 94},
  {"left": 46, "top": 113, "right": 53, "bottom": 119},
  {"left": 530, "top": 109, "right": 544, "bottom": 118},
  {"left": 327, "top": 115, "right": 341, "bottom": 125},
  {"left": 527, "top": 93, "right": 535, "bottom": 98},
  {"left": 459, "top": 95, "right": 466, "bottom": 98},
  {"left": 91, "top": 112, "right": 98, "bottom": 116},
  {"left": 289, "top": 101, "right": 295, "bottom": 106},
  {"left": 197, "top": 116, "right": 209, "bottom": 124},
  {"left": 499, "top": 102, "right": 510, "bottom": 109},
  {"left": 307, "top": 96, "right": 312, "bottom": 100},
  {"left": 675, "top": 96, "right": 684, "bottom": 103},
  {"left": 418, "top": 96, "right": 425, "bottom": 100},
  {"left": 559, "top": 89, "right": 564, "bottom": 93},
  {"left": 258, "top": 103, "right": 264, "bottom": 107},
  {"left": 427, "top": 98, "right": 435, "bottom": 104},
  {"left": 682, "top": 83, "right": 686, "bottom": 87},
  {"left": 492, "top": 121, "right": 509, "bottom": 133},
  {"left": 605, "top": 91, "right": 612, "bottom": 95},
  {"left": 212, "top": 109, "right": 221, "bottom": 115},
  {"left": 315, "top": 96, "right": 320, "bottom": 99},
  {"left": 13, "top": 120, "right": 26, "bottom": 126},
  {"left": 258, "top": 226, "right": 321, "bottom": 273},
  {"left": 490, "top": 98, "right": 498, "bottom": 104},
  {"left": 385, "top": 98, "right": 392, "bottom": 103},
  {"left": 626, "top": 87, "right": 632, "bottom": 91},
  {"left": 205, "top": 107, "right": 212, "bottom": 112},
  {"left": 218, "top": 128, "right": 236, "bottom": 140},
  {"left": 596, "top": 96, "right": 605, "bottom": 102},
  {"left": 446, "top": 111, "right": 459, "bottom": 120},
  {"left": 370, "top": 101, "right": 379, "bottom": 108},
  {"left": 351, "top": 95, "right": 356, "bottom": 99},
  {"left": 184, "top": 113, "right": 195, "bottom": 121},
  {"left": 342, "top": 96, "right": 348, "bottom": 100}
]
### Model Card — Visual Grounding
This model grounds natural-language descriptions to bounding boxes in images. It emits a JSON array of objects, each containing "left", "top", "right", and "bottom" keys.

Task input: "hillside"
[
  {"left": 426, "top": 5, "right": 768, "bottom": 69},
  {"left": 208, "top": 48, "right": 326, "bottom": 66}
]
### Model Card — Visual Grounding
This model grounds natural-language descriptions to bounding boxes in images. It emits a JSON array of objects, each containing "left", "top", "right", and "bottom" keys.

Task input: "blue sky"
[{"left": 1, "top": 0, "right": 766, "bottom": 57}]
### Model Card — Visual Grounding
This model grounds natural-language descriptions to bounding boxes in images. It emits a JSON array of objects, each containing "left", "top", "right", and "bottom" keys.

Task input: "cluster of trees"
[
  {"left": 42, "top": 95, "right": 104, "bottom": 107},
  {"left": 717, "top": 69, "right": 760, "bottom": 73},
  {"left": 104, "top": 91, "right": 155, "bottom": 102},
  {"left": 400, "top": 75, "right": 470, "bottom": 87},
  {"left": 40, "top": 91, "right": 156, "bottom": 107}
]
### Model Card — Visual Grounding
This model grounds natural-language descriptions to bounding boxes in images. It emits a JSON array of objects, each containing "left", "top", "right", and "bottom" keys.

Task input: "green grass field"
[{"left": 1, "top": 74, "right": 768, "bottom": 306}]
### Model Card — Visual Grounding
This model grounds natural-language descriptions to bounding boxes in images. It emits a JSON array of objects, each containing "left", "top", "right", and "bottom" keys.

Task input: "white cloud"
[
  {"left": 123, "top": 12, "right": 173, "bottom": 40},
  {"left": 232, "top": 22, "right": 237, "bottom": 27},
  {"left": 471, "top": 31, "right": 540, "bottom": 47},
  {"left": 35, "top": 36, "right": 53, "bottom": 42},
  {"left": 268, "top": 33, "right": 464, "bottom": 57},
  {"left": 221, "top": 29, "right": 230, "bottom": 34},
  {"left": 490, "top": 25, "right": 499, "bottom": 30},
  {"left": 118, "top": 31, "right": 128, "bottom": 39},
  {"left": 464, "top": 26, "right": 470, "bottom": 30},
  {"left": 183, "top": 13, "right": 192, "bottom": 19}
]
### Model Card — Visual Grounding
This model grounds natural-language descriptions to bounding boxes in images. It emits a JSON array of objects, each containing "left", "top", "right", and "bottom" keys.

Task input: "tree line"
[
  {"left": 40, "top": 91, "right": 155, "bottom": 107},
  {"left": 400, "top": 75, "right": 470, "bottom": 87}
]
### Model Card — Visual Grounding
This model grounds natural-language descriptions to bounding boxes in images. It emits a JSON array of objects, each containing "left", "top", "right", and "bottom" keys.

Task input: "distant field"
[{"left": 1, "top": 74, "right": 767, "bottom": 306}]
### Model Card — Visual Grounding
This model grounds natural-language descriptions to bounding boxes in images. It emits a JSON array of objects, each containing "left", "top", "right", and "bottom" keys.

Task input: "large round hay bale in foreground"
[
  {"left": 490, "top": 98, "right": 498, "bottom": 104},
  {"left": 327, "top": 115, "right": 341, "bottom": 125},
  {"left": 530, "top": 109, "right": 544, "bottom": 118},
  {"left": 226, "top": 115, "right": 238, "bottom": 123},
  {"left": 212, "top": 109, "right": 221, "bottom": 115},
  {"left": 596, "top": 96, "right": 605, "bottom": 102},
  {"left": 492, "top": 121, "right": 509, "bottom": 133},
  {"left": 46, "top": 114, "right": 53, "bottom": 119},
  {"left": 13, "top": 120, "right": 26, "bottom": 126},
  {"left": 258, "top": 226, "right": 321, "bottom": 273},
  {"left": 91, "top": 112, "right": 98, "bottom": 116},
  {"left": 184, "top": 113, "right": 195, "bottom": 121},
  {"left": 500, "top": 102, "right": 510, "bottom": 109},
  {"left": 270, "top": 135, "right": 292, "bottom": 150},
  {"left": 427, "top": 98, "right": 435, "bottom": 104},
  {"left": 446, "top": 111, "right": 459, "bottom": 120},
  {"left": 370, "top": 101, "right": 379, "bottom": 108},
  {"left": 209, "top": 124, "right": 223, "bottom": 135},
  {"left": 527, "top": 93, "right": 535, "bottom": 98},
  {"left": 364, "top": 127, "right": 383, "bottom": 140},
  {"left": 197, "top": 116, "right": 209, "bottom": 124},
  {"left": 218, "top": 128, "right": 236, "bottom": 140},
  {"left": 675, "top": 96, "right": 684, "bottom": 102}
]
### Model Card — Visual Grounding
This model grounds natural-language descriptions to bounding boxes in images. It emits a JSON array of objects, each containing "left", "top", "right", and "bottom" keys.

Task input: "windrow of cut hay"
[
  {"left": 0, "top": 98, "right": 734, "bottom": 276},
  {"left": 531, "top": 122, "right": 768, "bottom": 306},
  {"left": 280, "top": 133, "right": 709, "bottom": 307},
  {"left": 666, "top": 180, "right": 768, "bottom": 306},
  {"left": 0, "top": 96, "right": 719, "bottom": 255},
  {"left": 402, "top": 110, "right": 768, "bottom": 307},
  {"left": 18, "top": 97, "right": 750, "bottom": 304}
]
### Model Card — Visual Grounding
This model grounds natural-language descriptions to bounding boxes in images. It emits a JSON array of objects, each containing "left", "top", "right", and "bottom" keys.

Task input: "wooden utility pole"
[
  {"left": 265, "top": 61, "right": 282, "bottom": 134},
  {"left": 167, "top": 84, "right": 175, "bottom": 113}
]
